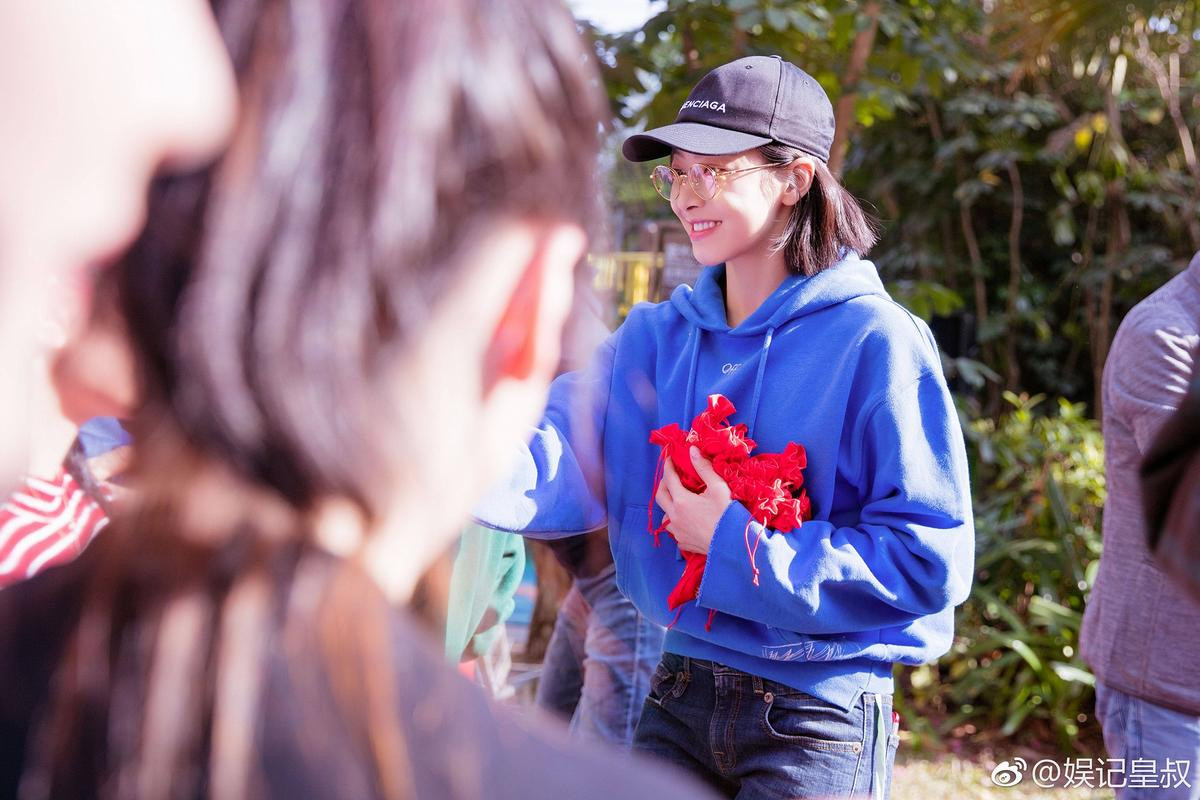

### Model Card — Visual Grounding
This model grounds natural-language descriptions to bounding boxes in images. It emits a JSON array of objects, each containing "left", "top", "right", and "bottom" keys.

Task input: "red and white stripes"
[{"left": 0, "top": 469, "right": 109, "bottom": 589}]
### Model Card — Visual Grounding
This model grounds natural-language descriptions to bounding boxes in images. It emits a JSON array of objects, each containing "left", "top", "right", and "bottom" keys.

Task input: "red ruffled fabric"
[{"left": 648, "top": 394, "right": 812, "bottom": 628}]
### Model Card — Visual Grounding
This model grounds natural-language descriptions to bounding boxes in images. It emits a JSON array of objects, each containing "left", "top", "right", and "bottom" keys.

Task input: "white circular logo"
[{"left": 990, "top": 759, "right": 1027, "bottom": 787}]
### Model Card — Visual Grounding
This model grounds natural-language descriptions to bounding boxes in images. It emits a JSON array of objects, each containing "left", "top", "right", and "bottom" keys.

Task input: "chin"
[{"left": 691, "top": 243, "right": 726, "bottom": 268}]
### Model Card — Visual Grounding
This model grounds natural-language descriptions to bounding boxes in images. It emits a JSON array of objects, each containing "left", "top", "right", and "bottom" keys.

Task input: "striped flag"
[{"left": 0, "top": 468, "right": 109, "bottom": 589}]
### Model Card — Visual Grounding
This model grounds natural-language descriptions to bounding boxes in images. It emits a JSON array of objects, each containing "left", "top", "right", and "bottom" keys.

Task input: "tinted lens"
[
  {"left": 688, "top": 164, "right": 719, "bottom": 199},
  {"left": 650, "top": 165, "right": 676, "bottom": 200}
]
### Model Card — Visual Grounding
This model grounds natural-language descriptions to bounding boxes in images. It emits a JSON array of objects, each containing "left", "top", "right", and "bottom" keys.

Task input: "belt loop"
[
  {"left": 681, "top": 656, "right": 690, "bottom": 676},
  {"left": 752, "top": 675, "right": 764, "bottom": 695}
]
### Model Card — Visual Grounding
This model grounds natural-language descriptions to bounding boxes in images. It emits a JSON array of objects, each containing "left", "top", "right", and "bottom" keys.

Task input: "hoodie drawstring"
[
  {"left": 742, "top": 326, "right": 776, "bottom": 584},
  {"left": 666, "top": 607, "right": 718, "bottom": 633},
  {"left": 747, "top": 326, "right": 774, "bottom": 435},
  {"left": 649, "top": 331, "right": 704, "bottom": 544},
  {"left": 648, "top": 448, "right": 669, "bottom": 545},
  {"left": 683, "top": 329, "right": 702, "bottom": 423}
]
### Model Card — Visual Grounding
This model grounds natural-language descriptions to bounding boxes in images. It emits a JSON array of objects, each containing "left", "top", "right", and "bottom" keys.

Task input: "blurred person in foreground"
[
  {"left": 0, "top": 0, "right": 711, "bottom": 797},
  {"left": 0, "top": 1, "right": 235, "bottom": 491},
  {"left": 0, "top": 269, "right": 136, "bottom": 589},
  {"left": 1081, "top": 252, "right": 1199, "bottom": 800}
]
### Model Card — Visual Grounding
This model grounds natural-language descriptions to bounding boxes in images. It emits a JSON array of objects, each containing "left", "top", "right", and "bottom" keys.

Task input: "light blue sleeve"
[
  {"left": 472, "top": 331, "right": 617, "bottom": 539},
  {"left": 695, "top": 371, "right": 974, "bottom": 635}
]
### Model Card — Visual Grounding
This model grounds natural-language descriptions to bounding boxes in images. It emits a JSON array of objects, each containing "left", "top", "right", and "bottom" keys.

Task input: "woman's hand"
[{"left": 655, "top": 446, "right": 732, "bottom": 555}]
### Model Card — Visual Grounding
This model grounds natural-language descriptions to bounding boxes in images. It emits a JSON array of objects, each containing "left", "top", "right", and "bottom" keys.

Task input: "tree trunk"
[
  {"left": 1004, "top": 161, "right": 1025, "bottom": 392},
  {"left": 1090, "top": 197, "right": 1130, "bottom": 419},
  {"left": 732, "top": 23, "right": 747, "bottom": 58},
  {"left": 923, "top": 100, "right": 961, "bottom": 294},
  {"left": 1135, "top": 32, "right": 1200, "bottom": 250},
  {"left": 681, "top": 24, "right": 701, "bottom": 72},
  {"left": 828, "top": 1, "right": 881, "bottom": 177},
  {"left": 959, "top": 197, "right": 1000, "bottom": 413}
]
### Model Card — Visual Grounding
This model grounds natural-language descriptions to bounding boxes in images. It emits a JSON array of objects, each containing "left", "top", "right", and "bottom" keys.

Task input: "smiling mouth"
[{"left": 689, "top": 220, "right": 721, "bottom": 239}]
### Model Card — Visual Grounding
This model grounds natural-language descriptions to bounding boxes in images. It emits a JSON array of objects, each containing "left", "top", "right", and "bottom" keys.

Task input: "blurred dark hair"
[
  {"left": 134, "top": 0, "right": 606, "bottom": 517},
  {"left": 758, "top": 143, "right": 878, "bottom": 276},
  {"left": 21, "top": 0, "right": 606, "bottom": 797}
]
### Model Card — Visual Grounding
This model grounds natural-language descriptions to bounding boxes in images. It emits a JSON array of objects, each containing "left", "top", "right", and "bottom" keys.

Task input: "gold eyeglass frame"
[{"left": 649, "top": 162, "right": 781, "bottom": 201}]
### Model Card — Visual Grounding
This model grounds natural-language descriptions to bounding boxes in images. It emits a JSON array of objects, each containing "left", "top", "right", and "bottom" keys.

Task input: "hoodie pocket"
[
  {"left": 615, "top": 504, "right": 673, "bottom": 627},
  {"left": 614, "top": 505, "right": 642, "bottom": 599}
]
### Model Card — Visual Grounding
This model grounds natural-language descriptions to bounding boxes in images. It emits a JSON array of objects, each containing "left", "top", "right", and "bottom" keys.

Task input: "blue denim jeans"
[
  {"left": 535, "top": 563, "right": 666, "bottom": 747},
  {"left": 633, "top": 653, "right": 898, "bottom": 799},
  {"left": 1095, "top": 682, "right": 1200, "bottom": 800}
]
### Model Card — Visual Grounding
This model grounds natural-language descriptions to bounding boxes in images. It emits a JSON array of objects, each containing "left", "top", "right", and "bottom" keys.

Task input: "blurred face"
[
  {"left": 0, "top": 1, "right": 237, "bottom": 485},
  {"left": 668, "top": 150, "right": 789, "bottom": 268},
  {"left": 362, "top": 220, "right": 585, "bottom": 601},
  {"left": 51, "top": 303, "right": 138, "bottom": 427}
]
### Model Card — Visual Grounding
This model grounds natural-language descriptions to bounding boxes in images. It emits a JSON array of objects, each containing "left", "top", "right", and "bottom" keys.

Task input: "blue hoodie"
[{"left": 476, "top": 253, "right": 974, "bottom": 710}]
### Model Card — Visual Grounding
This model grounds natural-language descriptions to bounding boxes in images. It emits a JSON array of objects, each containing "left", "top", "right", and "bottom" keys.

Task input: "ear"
[
  {"left": 781, "top": 158, "right": 815, "bottom": 207},
  {"left": 481, "top": 223, "right": 586, "bottom": 396}
]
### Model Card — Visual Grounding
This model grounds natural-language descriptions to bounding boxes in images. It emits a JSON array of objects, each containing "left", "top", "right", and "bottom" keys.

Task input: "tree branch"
[{"left": 828, "top": 1, "right": 882, "bottom": 177}]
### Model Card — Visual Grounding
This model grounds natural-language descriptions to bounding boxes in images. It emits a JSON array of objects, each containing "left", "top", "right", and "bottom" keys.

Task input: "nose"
[
  {"left": 672, "top": 179, "right": 704, "bottom": 216},
  {"left": 147, "top": 1, "right": 238, "bottom": 171}
]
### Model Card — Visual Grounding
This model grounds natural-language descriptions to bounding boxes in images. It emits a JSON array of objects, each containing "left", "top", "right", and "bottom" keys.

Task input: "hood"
[{"left": 669, "top": 251, "right": 889, "bottom": 335}]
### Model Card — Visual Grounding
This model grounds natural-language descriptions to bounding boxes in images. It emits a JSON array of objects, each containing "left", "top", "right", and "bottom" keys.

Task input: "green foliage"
[
  {"left": 905, "top": 393, "right": 1105, "bottom": 751},
  {"left": 595, "top": 0, "right": 1199, "bottom": 411},
  {"left": 886, "top": 280, "right": 965, "bottom": 321}
]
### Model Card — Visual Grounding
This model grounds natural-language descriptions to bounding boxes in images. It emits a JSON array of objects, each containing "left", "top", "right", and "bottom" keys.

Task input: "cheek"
[
  {"left": 389, "top": 334, "right": 492, "bottom": 513},
  {"left": 0, "top": 2, "right": 235, "bottom": 277},
  {"left": 0, "top": 291, "right": 34, "bottom": 489},
  {"left": 732, "top": 191, "right": 783, "bottom": 231}
]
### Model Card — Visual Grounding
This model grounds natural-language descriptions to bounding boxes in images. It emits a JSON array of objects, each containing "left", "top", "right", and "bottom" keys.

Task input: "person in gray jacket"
[
  {"left": 1081, "top": 252, "right": 1200, "bottom": 800},
  {"left": 1142, "top": 371, "right": 1200, "bottom": 602}
]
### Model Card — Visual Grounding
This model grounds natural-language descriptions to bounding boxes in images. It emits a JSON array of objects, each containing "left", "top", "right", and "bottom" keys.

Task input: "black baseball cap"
[{"left": 622, "top": 55, "right": 834, "bottom": 163}]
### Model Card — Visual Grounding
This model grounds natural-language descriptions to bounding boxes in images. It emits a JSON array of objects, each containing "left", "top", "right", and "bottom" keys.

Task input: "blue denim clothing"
[
  {"left": 76, "top": 417, "right": 132, "bottom": 459},
  {"left": 536, "top": 563, "right": 666, "bottom": 747},
  {"left": 1095, "top": 681, "right": 1200, "bottom": 800},
  {"left": 633, "top": 653, "right": 898, "bottom": 799}
]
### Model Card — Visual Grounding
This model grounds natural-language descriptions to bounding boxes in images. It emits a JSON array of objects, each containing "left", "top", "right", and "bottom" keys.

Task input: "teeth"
[{"left": 693, "top": 221, "right": 718, "bottom": 232}]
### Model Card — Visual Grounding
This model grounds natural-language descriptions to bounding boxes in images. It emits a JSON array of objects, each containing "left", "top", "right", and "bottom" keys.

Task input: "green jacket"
[{"left": 444, "top": 524, "right": 525, "bottom": 663}]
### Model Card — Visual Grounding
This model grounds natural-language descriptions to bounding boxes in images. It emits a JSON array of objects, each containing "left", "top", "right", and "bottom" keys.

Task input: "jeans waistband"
[
  {"left": 670, "top": 654, "right": 884, "bottom": 707},
  {"left": 675, "top": 655, "right": 767, "bottom": 695}
]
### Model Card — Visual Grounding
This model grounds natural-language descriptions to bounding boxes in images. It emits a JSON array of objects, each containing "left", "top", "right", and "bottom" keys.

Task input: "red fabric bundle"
[{"left": 648, "top": 394, "right": 812, "bottom": 625}]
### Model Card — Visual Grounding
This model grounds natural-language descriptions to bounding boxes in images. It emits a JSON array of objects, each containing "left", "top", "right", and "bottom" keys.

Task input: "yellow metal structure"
[{"left": 589, "top": 251, "right": 663, "bottom": 323}]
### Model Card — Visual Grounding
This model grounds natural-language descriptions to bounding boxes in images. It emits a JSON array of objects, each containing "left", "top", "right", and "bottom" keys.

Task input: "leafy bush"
[{"left": 900, "top": 393, "right": 1105, "bottom": 752}]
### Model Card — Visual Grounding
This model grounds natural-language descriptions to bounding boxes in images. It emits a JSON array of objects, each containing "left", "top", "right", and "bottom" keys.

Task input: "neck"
[
  {"left": 356, "top": 489, "right": 462, "bottom": 604},
  {"left": 724, "top": 249, "right": 788, "bottom": 327}
]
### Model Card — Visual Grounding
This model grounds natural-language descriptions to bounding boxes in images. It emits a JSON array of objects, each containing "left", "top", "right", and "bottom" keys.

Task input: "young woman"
[
  {"left": 476, "top": 56, "right": 974, "bottom": 799},
  {"left": 0, "top": 1, "right": 709, "bottom": 798}
]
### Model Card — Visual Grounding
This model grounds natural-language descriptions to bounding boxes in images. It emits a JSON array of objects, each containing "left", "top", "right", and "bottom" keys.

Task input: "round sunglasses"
[{"left": 649, "top": 162, "right": 780, "bottom": 201}]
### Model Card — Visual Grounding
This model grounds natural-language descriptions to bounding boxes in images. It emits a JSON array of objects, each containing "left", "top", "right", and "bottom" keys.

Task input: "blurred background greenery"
[{"left": 573, "top": 0, "right": 1200, "bottom": 756}]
